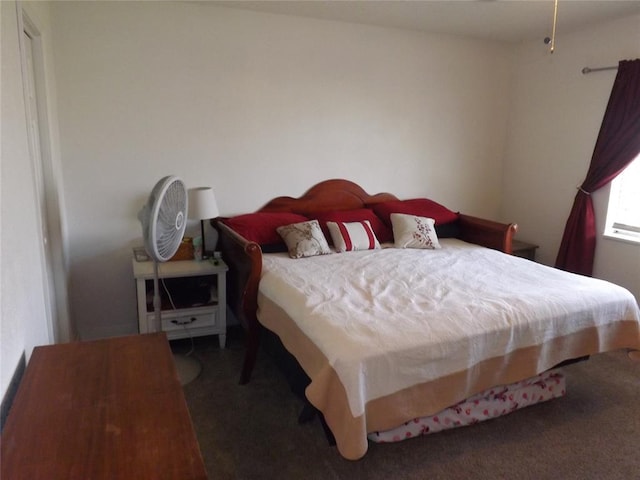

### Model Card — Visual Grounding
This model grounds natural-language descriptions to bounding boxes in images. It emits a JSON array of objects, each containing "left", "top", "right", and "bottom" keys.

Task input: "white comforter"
[{"left": 259, "top": 239, "right": 640, "bottom": 418}]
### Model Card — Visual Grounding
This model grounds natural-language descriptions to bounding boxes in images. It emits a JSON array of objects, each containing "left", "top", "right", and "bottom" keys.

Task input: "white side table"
[{"left": 132, "top": 258, "right": 228, "bottom": 348}]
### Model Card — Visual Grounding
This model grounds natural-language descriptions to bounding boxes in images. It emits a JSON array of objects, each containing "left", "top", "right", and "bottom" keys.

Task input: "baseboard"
[
  {"left": 1, "top": 351, "right": 26, "bottom": 433},
  {"left": 79, "top": 323, "right": 138, "bottom": 341}
]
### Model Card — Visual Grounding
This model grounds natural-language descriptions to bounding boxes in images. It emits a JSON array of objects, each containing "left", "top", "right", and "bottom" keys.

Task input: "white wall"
[
  {"left": 3, "top": 1, "right": 638, "bottom": 399},
  {"left": 1, "top": 0, "right": 51, "bottom": 396},
  {"left": 50, "top": 1, "right": 512, "bottom": 339},
  {"left": 502, "top": 14, "right": 640, "bottom": 300}
]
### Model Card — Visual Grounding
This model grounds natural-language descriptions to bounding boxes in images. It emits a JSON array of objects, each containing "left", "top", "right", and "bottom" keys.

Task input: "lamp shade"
[{"left": 188, "top": 187, "right": 219, "bottom": 220}]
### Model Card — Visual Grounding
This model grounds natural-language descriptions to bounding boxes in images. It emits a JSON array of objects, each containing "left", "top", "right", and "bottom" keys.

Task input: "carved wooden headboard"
[{"left": 257, "top": 179, "right": 399, "bottom": 214}]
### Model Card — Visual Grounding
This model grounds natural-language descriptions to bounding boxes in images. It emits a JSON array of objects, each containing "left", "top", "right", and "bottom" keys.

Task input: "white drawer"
[{"left": 146, "top": 308, "right": 218, "bottom": 334}]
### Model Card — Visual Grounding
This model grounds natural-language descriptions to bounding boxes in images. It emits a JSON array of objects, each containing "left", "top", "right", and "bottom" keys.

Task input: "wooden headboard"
[
  {"left": 257, "top": 178, "right": 399, "bottom": 213},
  {"left": 214, "top": 178, "right": 517, "bottom": 384}
]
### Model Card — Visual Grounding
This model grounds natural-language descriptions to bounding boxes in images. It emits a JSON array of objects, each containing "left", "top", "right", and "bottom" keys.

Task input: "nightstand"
[
  {"left": 512, "top": 240, "right": 539, "bottom": 261},
  {"left": 132, "top": 258, "right": 228, "bottom": 347}
]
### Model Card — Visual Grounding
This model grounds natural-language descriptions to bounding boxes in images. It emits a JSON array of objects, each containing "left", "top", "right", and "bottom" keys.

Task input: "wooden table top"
[{"left": 1, "top": 333, "right": 207, "bottom": 480}]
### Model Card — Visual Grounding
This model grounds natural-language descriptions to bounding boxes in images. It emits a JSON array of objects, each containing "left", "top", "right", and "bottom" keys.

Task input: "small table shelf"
[
  {"left": 512, "top": 240, "right": 539, "bottom": 261},
  {"left": 132, "top": 258, "right": 228, "bottom": 347}
]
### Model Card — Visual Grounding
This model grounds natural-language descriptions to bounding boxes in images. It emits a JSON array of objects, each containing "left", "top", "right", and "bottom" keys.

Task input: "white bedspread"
[{"left": 259, "top": 239, "right": 640, "bottom": 418}]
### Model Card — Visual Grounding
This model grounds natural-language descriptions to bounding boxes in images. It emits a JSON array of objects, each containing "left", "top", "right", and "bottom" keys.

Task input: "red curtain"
[{"left": 555, "top": 59, "right": 640, "bottom": 276}]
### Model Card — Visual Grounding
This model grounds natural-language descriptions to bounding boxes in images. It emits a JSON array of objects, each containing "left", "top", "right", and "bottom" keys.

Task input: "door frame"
[{"left": 16, "top": 4, "right": 73, "bottom": 343}]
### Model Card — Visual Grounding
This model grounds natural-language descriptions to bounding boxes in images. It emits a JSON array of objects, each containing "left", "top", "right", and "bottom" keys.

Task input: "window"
[{"left": 605, "top": 155, "right": 640, "bottom": 242}]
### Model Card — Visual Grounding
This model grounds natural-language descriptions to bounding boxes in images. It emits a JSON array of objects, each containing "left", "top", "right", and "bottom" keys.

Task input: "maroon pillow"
[
  {"left": 309, "top": 209, "right": 393, "bottom": 244},
  {"left": 371, "top": 199, "right": 459, "bottom": 227},
  {"left": 222, "top": 212, "right": 309, "bottom": 246}
]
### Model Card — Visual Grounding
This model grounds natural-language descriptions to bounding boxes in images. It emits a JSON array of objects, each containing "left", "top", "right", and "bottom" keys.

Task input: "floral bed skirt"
[{"left": 368, "top": 369, "right": 566, "bottom": 443}]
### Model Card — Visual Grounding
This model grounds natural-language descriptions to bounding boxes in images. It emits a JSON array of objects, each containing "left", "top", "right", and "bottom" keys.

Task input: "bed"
[{"left": 214, "top": 179, "right": 640, "bottom": 460}]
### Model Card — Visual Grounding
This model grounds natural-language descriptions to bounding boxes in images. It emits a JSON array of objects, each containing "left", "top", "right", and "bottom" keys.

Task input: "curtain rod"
[{"left": 581, "top": 65, "right": 618, "bottom": 74}]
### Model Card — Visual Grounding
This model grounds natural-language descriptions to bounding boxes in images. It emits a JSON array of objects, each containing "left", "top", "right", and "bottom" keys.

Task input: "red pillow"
[
  {"left": 310, "top": 209, "right": 393, "bottom": 244},
  {"left": 371, "top": 199, "right": 459, "bottom": 227},
  {"left": 222, "top": 212, "right": 309, "bottom": 245}
]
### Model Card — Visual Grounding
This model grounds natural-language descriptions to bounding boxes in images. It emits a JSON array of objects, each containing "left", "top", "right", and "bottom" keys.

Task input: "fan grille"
[{"left": 143, "top": 176, "right": 188, "bottom": 262}]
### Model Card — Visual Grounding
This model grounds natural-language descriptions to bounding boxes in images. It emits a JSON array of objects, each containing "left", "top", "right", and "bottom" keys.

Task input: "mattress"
[{"left": 257, "top": 239, "right": 640, "bottom": 459}]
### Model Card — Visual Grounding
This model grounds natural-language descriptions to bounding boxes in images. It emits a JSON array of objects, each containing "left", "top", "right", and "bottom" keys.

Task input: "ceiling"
[{"left": 211, "top": 0, "right": 640, "bottom": 43}]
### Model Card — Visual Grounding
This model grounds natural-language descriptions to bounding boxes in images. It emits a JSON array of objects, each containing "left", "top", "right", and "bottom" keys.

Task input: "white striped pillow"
[{"left": 326, "top": 220, "right": 381, "bottom": 253}]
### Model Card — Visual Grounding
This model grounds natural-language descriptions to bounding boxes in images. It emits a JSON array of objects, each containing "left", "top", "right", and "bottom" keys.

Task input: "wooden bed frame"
[{"left": 213, "top": 179, "right": 518, "bottom": 385}]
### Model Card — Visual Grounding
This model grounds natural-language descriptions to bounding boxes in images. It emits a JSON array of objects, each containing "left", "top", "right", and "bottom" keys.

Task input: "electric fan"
[{"left": 138, "top": 175, "right": 201, "bottom": 385}]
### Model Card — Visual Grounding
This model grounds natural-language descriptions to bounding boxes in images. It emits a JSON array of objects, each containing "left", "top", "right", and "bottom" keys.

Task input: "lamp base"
[
  {"left": 201, "top": 223, "right": 219, "bottom": 259},
  {"left": 173, "top": 353, "right": 202, "bottom": 385}
]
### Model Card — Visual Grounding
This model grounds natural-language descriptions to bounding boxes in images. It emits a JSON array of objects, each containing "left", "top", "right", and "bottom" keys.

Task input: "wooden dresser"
[{"left": 0, "top": 333, "right": 207, "bottom": 480}]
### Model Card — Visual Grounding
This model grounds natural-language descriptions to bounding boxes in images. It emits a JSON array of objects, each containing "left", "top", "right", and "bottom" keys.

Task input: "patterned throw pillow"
[
  {"left": 391, "top": 213, "right": 441, "bottom": 249},
  {"left": 371, "top": 198, "right": 460, "bottom": 238},
  {"left": 326, "top": 221, "right": 381, "bottom": 253},
  {"left": 276, "top": 220, "right": 332, "bottom": 259}
]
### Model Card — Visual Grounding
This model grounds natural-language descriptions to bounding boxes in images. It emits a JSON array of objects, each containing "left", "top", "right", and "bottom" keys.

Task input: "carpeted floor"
[{"left": 177, "top": 327, "right": 640, "bottom": 480}]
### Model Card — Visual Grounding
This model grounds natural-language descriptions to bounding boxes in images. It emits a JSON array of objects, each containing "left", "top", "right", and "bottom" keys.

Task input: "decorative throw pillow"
[
  {"left": 391, "top": 213, "right": 441, "bottom": 249},
  {"left": 276, "top": 220, "right": 332, "bottom": 259},
  {"left": 311, "top": 209, "right": 393, "bottom": 244},
  {"left": 222, "top": 212, "right": 309, "bottom": 246},
  {"left": 326, "top": 221, "right": 381, "bottom": 253},
  {"left": 371, "top": 198, "right": 460, "bottom": 238}
]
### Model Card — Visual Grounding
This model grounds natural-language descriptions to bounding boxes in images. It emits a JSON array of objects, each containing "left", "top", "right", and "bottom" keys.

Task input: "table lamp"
[{"left": 188, "top": 187, "right": 220, "bottom": 258}]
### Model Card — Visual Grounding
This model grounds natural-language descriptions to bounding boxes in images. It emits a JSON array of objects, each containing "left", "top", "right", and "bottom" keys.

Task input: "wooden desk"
[{"left": 1, "top": 333, "right": 207, "bottom": 480}]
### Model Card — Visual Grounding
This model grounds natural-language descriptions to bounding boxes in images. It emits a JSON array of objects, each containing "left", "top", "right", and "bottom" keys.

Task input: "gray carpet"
[{"left": 177, "top": 328, "right": 640, "bottom": 480}]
